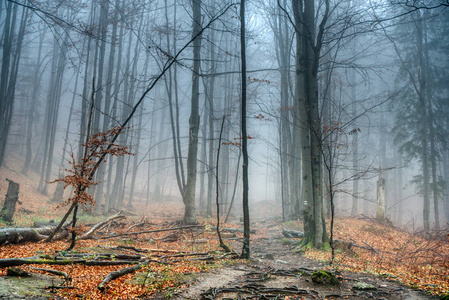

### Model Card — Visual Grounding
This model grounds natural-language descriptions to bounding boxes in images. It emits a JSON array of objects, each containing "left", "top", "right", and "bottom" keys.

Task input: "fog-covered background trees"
[{"left": 1, "top": 0, "right": 448, "bottom": 238}]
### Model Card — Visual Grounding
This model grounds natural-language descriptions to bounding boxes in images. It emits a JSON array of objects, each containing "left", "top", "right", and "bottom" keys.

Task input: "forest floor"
[
  {"left": 174, "top": 214, "right": 441, "bottom": 299},
  {"left": 0, "top": 156, "right": 447, "bottom": 299}
]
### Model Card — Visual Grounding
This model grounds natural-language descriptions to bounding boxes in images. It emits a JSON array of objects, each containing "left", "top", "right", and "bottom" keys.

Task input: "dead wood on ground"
[
  {"left": 29, "top": 266, "right": 71, "bottom": 282},
  {"left": 0, "top": 226, "right": 69, "bottom": 245},
  {"left": 94, "top": 224, "right": 204, "bottom": 240},
  {"left": 79, "top": 210, "right": 125, "bottom": 240},
  {"left": 97, "top": 260, "right": 148, "bottom": 291}
]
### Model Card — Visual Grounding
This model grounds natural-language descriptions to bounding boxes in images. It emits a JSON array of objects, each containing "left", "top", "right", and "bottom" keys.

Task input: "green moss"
[
  {"left": 281, "top": 238, "right": 293, "bottom": 245},
  {"left": 353, "top": 281, "right": 377, "bottom": 290},
  {"left": 311, "top": 270, "right": 339, "bottom": 285},
  {"left": 322, "top": 242, "right": 331, "bottom": 252}
]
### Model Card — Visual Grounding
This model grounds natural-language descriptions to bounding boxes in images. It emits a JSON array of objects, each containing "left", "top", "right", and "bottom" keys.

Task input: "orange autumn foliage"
[{"left": 305, "top": 218, "right": 449, "bottom": 295}]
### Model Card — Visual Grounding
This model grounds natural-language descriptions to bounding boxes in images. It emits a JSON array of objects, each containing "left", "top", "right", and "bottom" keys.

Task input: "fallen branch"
[
  {"left": 95, "top": 225, "right": 204, "bottom": 240},
  {"left": 29, "top": 266, "right": 71, "bottom": 282},
  {"left": 98, "top": 260, "right": 149, "bottom": 291},
  {"left": 79, "top": 210, "right": 125, "bottom": 240},
  {"left": 336, "top": 239, "right": 383, "bottom": 256},
  {"left": 125, "top": 217, "right": 149, "bottom": 233}
]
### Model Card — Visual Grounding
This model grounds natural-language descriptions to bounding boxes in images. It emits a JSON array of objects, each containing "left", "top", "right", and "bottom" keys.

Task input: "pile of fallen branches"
[
  {"left": 0, "top": 210, "right": 209, "bottom": 246},
  {"left": 0, "top": 247, "right": 237, "bottom": 292}
]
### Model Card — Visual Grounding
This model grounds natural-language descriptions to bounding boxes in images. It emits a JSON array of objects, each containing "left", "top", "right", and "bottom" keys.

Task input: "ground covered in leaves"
[{"left": 0, "top": 157, "right": 447, "bottom": 299}]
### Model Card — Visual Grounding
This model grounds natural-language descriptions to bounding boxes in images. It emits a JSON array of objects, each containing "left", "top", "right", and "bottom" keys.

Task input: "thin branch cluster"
[{"left": 50, "top": 126, "right": 132, "bottom": 209}]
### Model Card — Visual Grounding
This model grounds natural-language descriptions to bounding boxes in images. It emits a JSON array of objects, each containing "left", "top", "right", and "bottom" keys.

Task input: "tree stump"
[
  {"left": 376, "top": 174, "right": 386, "bottom": 220},
  {"left": 1, "top": 179, "right": 20, "bottom": 224}
]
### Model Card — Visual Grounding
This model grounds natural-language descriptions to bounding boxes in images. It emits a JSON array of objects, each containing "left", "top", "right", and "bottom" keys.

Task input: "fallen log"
[
  {"left": 282, "top": 229, "right": 304, "bottom": 238},
  {"left": 0, "top": 226, "right": 69, "bottom": 245},
  {"left": 98, "top": 260, "right": 149, "bottom": 291},
  {"left": 0, "top": 256, "right": 143, "bottom": 268}
]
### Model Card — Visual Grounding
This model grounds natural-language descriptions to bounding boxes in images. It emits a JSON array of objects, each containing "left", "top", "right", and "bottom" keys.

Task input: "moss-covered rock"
[
  {"left": 311, "top": 270, "right": 339, "bottom": 285},
  {"left": 353, "top": 281, "right": 377, "bottom": 290},
  {"left": 7, "top": 267, "right": 31, "bottom": 277}
]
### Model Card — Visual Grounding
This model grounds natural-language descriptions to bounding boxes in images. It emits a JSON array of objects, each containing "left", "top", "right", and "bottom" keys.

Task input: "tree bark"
[
  {"left": 1, "top": 179, "right": 20, "bottom": 224},
  {"left": 0, "top": 226, "right": 68, "bottom": 245},
  {"left": 240, "top": 0, "right": 250, "bottom": 259},
  {"left": 183, "top": 0, "right": 202, "bottom": 224}
]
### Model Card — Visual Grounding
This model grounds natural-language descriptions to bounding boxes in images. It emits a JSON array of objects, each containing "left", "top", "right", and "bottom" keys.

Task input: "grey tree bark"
[
  {"left": 240, "top": 0, "right": 250, "bottom": 259},
  {"left": 291, "top": 0, "right": 329, "bottom": 248},
  {"left": 183, "top": 0, "right": 202, "bottom": 224}
]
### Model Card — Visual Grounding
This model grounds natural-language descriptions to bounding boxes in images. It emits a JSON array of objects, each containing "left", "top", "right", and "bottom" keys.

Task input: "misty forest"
[{"left": 0, "top": 0, "right": 448, "bottom": 299}]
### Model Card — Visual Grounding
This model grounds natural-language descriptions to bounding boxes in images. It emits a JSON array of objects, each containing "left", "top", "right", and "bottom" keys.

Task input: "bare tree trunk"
[
  {"left": 128, "top": 106, "right": 143, "bottom": 208},
  {"left": 183, "top": 0, "right": 202, "bottom": 224},
  {"left": 416, "top": 16, "right": 431, "bottom": 234},
  {"left": 22, "top": 25, "right": 45, "bottom": 175},
  {"left": 199, "top": 103, "right": 207, "bottom": 214},
  {"left": 292, "top": 0, "right": 329, "bottom": 248},
  {"left": 351, "top": 46, "right": 359, "bottom": 217},
  {"left": 164, "top": 0, "right": 186, "bottom": 201},
  {"left": 92, "top": 0, "right": 112, "bottom": 213},
  {"left": 240, "top": 0, "right": 250, "bottom": 259},
  {"left": 39, "top": 21, "right": 70, "bottom": 194},
  {"left": 105, "top": 9, "right": 124, "bottom": 214},
  {"left": 396, "top": 151, "right": 403, "bottom": 226},
  {"left": 0, "top": 2, "right": 26, "bottom": 167}
]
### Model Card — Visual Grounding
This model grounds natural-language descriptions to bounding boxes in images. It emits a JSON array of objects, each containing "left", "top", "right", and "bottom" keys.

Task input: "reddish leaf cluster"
[
  {"left": 254, "top": 113, "right": 272, "bottom": 121},
  {"left": 49, "top": 126, "right": 132, "bottom": 209},
  {"left": 247, "top": 76, "right": 271, "bottom": 84}
]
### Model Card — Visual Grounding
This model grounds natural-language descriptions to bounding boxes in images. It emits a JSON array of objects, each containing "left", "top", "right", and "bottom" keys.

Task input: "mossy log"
[{"left": 0, "top": 255, "right": 144, "bottom": 268}]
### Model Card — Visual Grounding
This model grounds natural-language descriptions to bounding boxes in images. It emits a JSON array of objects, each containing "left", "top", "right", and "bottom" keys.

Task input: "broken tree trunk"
[
  {"left": 1, "top": 179, "right": 20, "bottom": 224},
  {"left": 376, "top": 174, "right": 386, "bottom": 220}
]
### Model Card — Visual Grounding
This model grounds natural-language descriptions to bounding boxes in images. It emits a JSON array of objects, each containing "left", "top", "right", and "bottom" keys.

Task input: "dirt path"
[{"left": 173, "top": 216, "right": 438, "bottom": 300}]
